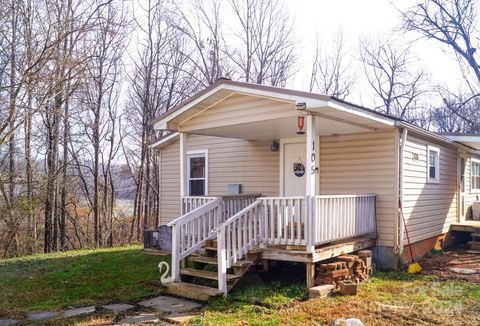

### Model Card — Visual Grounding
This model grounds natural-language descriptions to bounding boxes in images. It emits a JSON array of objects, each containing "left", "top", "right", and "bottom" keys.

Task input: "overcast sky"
[
  {"left": 130, "top": 0, "right": 468, "bottom": 108},
  {"left": 283, "top": 0, "right": 466, "bottom": 106}
]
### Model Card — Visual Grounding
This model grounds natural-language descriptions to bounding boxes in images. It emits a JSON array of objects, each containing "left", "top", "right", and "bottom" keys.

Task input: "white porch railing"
[
  {"left": 169, "top": 193, "right": 376, "bottom": 293},
  {"left": 260, "top": 197, "right": 307, "bottom": 246},
  {"left": 181, "top": 196, "right": 218, "bottom": 215},
  {"left": 213, "top": 201, "right": 263, "bottom": 295},
  {"left": 315, "top": 194, "right": 376, "bottom": 245},
  {"left": 168, "top": 198, "right": 222, "bottom": 282},
  {"left": 221, "top": 193, "right": 259, "bottom": 219},
  {"left": 181, "top": 194, "right": 259, "bottom": 218}
]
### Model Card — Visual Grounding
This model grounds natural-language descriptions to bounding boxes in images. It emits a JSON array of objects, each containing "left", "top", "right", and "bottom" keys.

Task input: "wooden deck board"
[
  {"left": 450, "top": 220, "right": 480, "bottom": 233},
  {"left": 260, "top": 236, "right": 376, "bottom": 263}
]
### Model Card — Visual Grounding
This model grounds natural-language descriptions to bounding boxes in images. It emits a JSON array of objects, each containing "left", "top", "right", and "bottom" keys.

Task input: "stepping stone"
[
  {"left": 0, "top": 320, "right": 16, "bottom": 326},
  {"left": 333, "top": 318, "right": 364, "bottom": 326},
  {"left": 163, "top": 312, "right": 198, "bottom": 324},
  {"left": 102, "top": 303, "right": 135, "bottom": 312},
  {"left": 309, "top": 284, "right": 335, "bottom": 298},
  {"left": 63, "top": 306, "right": 96, "bottom": 318},
  {"left": 449, "top": 267, "right": 477, "bottom": 275},
  {"left": 139, "top": 296, "right": 201, "bottom": 313},
  {"left": 116, "top": 314, "right": 160, "bottom": 325},
  {"left": 27, "top": 311, "right": 58, "bottom": 321}
]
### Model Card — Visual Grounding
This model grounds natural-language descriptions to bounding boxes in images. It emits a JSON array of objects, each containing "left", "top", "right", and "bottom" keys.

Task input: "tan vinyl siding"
[
  {"left": 318, "top": 130, "right": 397, "bottom": 247},
  {"left": 402, "top": 134, "right": 457, "bottom": 244},
  {"left": 158, "top": 135, "right": 279, "bottom": 224},
  {"left": 180, "top": 94, "right": 295, "bottom": 132},
  {"left": 159, "top": 139, "right": 181, "bottom": 225},
  {"left": 186, "top": 134, "right": 279, "bottom": 196}
]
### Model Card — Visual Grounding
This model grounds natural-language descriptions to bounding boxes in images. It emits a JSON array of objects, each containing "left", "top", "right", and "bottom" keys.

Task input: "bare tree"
[
  {"left": 228, "top": 0, "right": 296, "bottom": 86},
  {"left": 431, "top": 87, "right": 480, "bottom": 132},
  {"left": 172, "top": 0, "right": 231, "bottom": 86},
  {"left": 309, "top": 31, "right": 355, "bottom": 99},
  {"left": 124, "top": 0, "right": 196, "bottom": 241},
  {"left": 401, "top": 0, "right": 480, "bottom": 84},
  {"left": 360, "top": 38, "right": 427, "bottom": 123}
]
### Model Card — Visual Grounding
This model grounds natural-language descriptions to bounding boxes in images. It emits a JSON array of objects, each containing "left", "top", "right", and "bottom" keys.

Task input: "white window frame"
[
  {"left": 186, "top": 149, "right": 208, "bottom": 196},
  {"left": 426, "top": 145, "right": 440, "bottom": 184},
  {"left": 471, "top": 158, "right": 480, "bottom": 193}
]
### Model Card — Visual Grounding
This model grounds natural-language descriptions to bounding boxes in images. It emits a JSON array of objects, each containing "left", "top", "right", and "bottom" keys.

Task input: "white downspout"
[{"left": 398, "top": 128, "right": 407, "bottom": 255}]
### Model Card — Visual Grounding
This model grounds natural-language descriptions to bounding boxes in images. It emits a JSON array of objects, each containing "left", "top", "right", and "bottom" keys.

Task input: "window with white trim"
[
  {"left": 471, "top": 160, "right": 480, "bottom": 191},
  {"left": 427, "top": 145, "right": 440, "bottom": 183},
  {"left": 187, "top": 151, "right": 207, "bottom": 196}
]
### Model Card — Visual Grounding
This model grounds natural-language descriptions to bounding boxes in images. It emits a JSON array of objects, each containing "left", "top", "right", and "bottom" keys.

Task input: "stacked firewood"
[{"left": 315, "top": 250, "right": 373, "bottom": 288}]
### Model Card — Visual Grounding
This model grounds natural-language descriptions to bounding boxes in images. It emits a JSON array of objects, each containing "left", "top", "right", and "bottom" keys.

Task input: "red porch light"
[{"left": 296, "top": 116, "right": 305, "bottom": 135}]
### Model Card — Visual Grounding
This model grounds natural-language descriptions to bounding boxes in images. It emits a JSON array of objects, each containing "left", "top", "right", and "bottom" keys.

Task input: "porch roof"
[
  {"left": 152, "top": 79, "right": 399, "bottom": 141},
  {"left": 438, "top": 133, "right": 480, "bottom": 150}
]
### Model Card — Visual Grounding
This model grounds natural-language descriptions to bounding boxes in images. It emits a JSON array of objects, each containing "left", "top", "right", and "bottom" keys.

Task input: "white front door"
[{"left": 283, "top": 141, "right": 306, "bottom": 196}]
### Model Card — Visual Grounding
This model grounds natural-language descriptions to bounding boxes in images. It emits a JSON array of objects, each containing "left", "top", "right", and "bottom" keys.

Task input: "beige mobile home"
[{"left": 151, "top": 78, "right": 480, "bottom": 300}]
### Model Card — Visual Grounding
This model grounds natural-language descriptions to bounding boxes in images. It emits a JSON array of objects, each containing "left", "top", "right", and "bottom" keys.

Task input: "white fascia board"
[
  {"left": 444, "top": 135, "right": 480, "bottom": 143},
  {"left": 325, "top": 100, "right": 396, "bottom": 127},
  {"left": 149, "top": 132, "right": 180, "bottom": 149},
  {"left": 396, "top": 121, "right": 480, "bottom": 153},
  {"left": 153, "top": 86, "right": 229, "bottom": 131},
  {"left": 222, "top": 84, "right": 328, "bottom": 108},
  {"left": 153, "top": 84, "right": 330, "bottom": 131}
]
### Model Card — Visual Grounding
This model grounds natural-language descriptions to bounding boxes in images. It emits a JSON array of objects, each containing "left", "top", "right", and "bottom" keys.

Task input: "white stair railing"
[
  {"left": 168, "top": 198, "right": 223, "bottom": 282},
  {"left": 213, "top": 200, "right": 263, "bottom": 296}
]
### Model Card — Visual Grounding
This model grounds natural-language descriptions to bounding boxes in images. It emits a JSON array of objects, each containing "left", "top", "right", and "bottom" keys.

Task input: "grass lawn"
[
  {"left": 2, "top": 247, "right": 480, "bottom": 325},
  {"left": 0, "top": 245, "right": 168, "bottom": 318},
  {"left": 192, "top": 271, "right": 480, "bottom": 325}
]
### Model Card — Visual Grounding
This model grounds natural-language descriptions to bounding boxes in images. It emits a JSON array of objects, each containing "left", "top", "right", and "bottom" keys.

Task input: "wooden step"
[
  {"left": 165, "top": 282, "right": 223, "bottom": 301},
  {"left": 204, "top": 245, "right": 217, "bottom": 251},
  {"left": 189, "top": 255, "right": 253, "bottom": 267},
  {"left": 180, "top": 268, "right": 241, "bottom": 281},
  {"left": 468, "top": 241, "right": 480, "bottom": 250},
  {"left": 470, "top": 233, "right": 480, "bottom": 239}
]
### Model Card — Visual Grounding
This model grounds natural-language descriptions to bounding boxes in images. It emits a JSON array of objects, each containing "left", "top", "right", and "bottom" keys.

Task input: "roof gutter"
[{"left": 394, "top": 121, "right": 478, "bottom": 153}]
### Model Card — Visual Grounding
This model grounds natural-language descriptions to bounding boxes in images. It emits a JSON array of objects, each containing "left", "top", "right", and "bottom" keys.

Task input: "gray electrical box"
[
  {"left": 228, "top": 184, "right": 242, "bottom": 195},
  {"left": 143, "top": 225, "right": 172, "bottom": 252}
]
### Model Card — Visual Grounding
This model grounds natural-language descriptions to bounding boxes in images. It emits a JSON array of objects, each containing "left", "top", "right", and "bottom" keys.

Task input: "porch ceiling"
[
  {"left": 154, "top": 80, "right": 396, "bottom": 141},
  {"left": 184, "top": 113, "right": 388, "bottom": 141}
]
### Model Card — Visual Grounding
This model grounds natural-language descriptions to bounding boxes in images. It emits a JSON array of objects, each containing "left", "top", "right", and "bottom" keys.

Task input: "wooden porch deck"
[
  {"left": 260, "top": 235, "right": 376, "bottom": 263},
  {"left": 450, "top": 220, "right": 480, "bottom": 232},
  {"left": 165, "top": 193, "right": 377, "bottom": 299}
]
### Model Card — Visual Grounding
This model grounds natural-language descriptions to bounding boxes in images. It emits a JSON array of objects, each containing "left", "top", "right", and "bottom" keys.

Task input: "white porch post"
[
  {"left": 305, "top": 113, "right": 317, "bottom": 253},
  {"left": 305, "top": 113, "right": 316, "bottom": 197},
  {"left": 180, "top": 133, "right": 188, "bottom": 213}
]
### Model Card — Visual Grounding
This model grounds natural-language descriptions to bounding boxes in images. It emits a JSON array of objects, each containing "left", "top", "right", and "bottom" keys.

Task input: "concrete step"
[
  {"left": 165, "top": 282, "right": 223, "bottom": 301},
  {"left": 180, "top": 268, "right": 241, "bottom": 281},
  {"left": 468, "top": 241, "right": 480, "bottom": 250},
  {"left": 189, "top": 255, "right": 252, "bottom": 267}
]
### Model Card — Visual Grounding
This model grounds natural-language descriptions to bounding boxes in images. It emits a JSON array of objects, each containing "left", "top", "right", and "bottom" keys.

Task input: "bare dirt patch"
[{"left": 419, "top": 248, "right": 480, "bottom": 283}]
